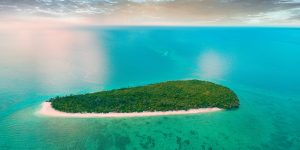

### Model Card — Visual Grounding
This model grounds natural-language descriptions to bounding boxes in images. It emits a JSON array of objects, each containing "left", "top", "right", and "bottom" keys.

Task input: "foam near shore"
[{"left": 37, "top": 102, "right": 222, "bottom": 118}]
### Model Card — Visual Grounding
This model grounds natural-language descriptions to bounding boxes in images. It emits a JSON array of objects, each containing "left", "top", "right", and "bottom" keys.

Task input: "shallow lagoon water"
[{"left": 0, "top": 27, "right": 300, "bottom": 149}]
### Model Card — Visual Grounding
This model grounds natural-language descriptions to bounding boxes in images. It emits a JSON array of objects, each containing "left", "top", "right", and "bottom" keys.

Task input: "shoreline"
[{"left": 37, "top": 102, "right": 222, "bottom": 118}]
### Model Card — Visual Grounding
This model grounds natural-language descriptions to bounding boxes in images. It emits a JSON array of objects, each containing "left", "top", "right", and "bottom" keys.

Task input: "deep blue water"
[{"left": 0, "top": 27, "right": 300, "bottom": 149}]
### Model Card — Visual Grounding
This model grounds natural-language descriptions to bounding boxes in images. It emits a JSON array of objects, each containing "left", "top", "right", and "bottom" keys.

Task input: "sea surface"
[{"left": 0, "top": 27, "right": 300, "bottom": 150}]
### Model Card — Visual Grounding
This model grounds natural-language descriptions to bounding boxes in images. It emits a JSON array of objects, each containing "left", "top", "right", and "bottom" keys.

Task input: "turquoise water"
[{"left": 0, "top": 27, "right": 300, "bottom": 149}]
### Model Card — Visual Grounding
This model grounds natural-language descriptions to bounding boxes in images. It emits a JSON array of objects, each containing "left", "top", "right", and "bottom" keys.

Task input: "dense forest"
[{"left": 50, "top": 80, "right": 239, "bottom": 113}]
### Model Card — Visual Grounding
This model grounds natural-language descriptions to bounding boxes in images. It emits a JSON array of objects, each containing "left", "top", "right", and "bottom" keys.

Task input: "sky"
[{"left": 0, "top": 0, "right": 300, "bottom": 26}]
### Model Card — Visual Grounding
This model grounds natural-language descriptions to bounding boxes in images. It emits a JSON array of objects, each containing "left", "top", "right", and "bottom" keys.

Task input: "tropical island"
[{"left": 39, "top": 80, "right": 239, "bottom": 118}]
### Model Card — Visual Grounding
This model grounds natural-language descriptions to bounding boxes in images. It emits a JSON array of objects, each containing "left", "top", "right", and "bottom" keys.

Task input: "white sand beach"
[{"left": 37, "top": 102, "right": 222, "bottom": 118}]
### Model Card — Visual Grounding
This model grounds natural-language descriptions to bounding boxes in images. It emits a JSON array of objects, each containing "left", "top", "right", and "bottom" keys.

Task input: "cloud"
[
  {"left": 242, "top": 7, "right": 300, "bottom": 24},
  {"left": 0, "top": 0, "right": 118, "bottom": 16},
  {"left": 128, "top": 0, "right": 175, "bottom": 3},
  {"left": 1, "top": 0, "right": 300, "bottom": 25},
  {"left": 277, "top": 0, "right": 300, "bottom": 4}
]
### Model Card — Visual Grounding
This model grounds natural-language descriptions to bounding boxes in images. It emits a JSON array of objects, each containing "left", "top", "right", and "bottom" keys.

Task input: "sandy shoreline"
[{"left": 37, "top": 102, "right": 222, "bottom": 118}]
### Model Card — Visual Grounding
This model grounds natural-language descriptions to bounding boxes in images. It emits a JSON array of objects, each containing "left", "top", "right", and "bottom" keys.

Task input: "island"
[{"left": 38, "top": 80, "right": 239, "bottom": 118}]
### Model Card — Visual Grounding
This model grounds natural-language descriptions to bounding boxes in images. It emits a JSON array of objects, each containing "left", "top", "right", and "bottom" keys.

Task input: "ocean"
[{"left": 0, "top": 27, "right": 299, "bottom": 149}]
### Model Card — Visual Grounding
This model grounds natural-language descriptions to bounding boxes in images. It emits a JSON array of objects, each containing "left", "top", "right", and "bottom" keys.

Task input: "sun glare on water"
[{"left": 198, "top": 50, "right": 231, "bottom": 80}]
